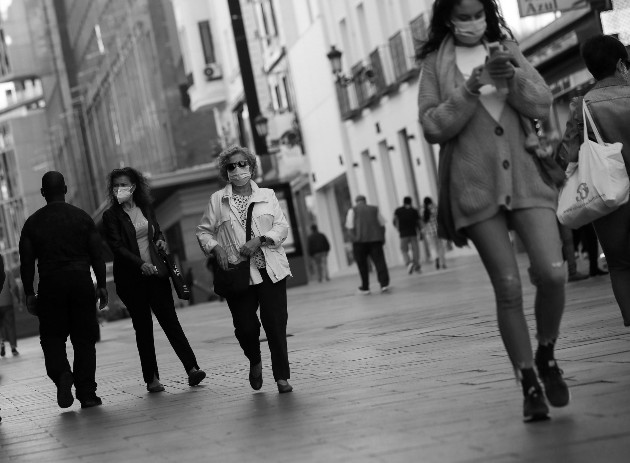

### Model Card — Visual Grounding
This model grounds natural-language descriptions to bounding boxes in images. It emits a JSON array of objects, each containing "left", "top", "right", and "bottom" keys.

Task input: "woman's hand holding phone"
[{"left": 465, "top": 65, "right": 485, "bottom": 94}]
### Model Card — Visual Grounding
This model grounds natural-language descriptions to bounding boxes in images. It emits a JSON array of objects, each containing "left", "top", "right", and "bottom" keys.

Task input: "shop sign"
[
  {"left": 518, "top": 0, "right": 588, "bottom": 18},
  {"left": 528, "top": 31, "right": 579, "bottom": 67}
]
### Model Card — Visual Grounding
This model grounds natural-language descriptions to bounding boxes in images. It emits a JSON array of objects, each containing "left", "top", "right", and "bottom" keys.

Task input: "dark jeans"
[
  {"left": 117, "top": 276, "right": 199, "bottom": 383},
  {"left": 466, "top": 208, "right": 566, "bottom": 370},
  {"left": 37, "top": 270, "right": 99, "bottom": 401},
  {"left": 593, "top": 201, "right": 630, "bottom": 325},
  {"left": 352, "top": 241, "right": 390, "bottom": 290},
  {"left": 0, "top": 305, "right": 17, "bottom": 347},
  {"left": 225, "top": 269, "right": 290, "bottom": 381},
  {"left": 573, "top": 224, "right": 600, "bottom": 274}
]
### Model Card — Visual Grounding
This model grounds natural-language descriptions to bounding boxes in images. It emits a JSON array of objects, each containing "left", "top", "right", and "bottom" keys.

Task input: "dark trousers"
[
  {"left": 118, "top": 277, "right": 199, "bottom": 383},
  {"left": 225, "top": 269, "right": 290, "bottom": 381},
  {"left": 0, "top": 305, "right": 17, "bottom": 347},
  {"left": 352, "top": 241, "right": 390, "bottom": 290},
  {"left": 37, "top": 270, "right": 99, "bottom": 401},
  {"left": 593, "top": 201, "right": 630, "bottom": 325},
  {"left": 573, "top": 224, "right": 600, "bottom": 274}
]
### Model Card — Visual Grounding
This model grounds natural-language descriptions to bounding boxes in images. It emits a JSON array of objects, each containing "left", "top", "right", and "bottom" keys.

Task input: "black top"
[
  {"left": 394, "top": 206, "right": 421, "bottom": 238},
  {"left": 307, "top": 231, "right": 330, "bottom": 256},
  {"left": 19, "top": 201, "right": 106, "bottom": 295},
  {"left": 102, "top": 203, "right": 163, "bottom": 290}
]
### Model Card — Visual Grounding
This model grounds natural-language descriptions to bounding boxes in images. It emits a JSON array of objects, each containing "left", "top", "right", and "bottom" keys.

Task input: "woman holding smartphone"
[{"left": 418, "top": 0, "right": 567, "bottom": 421}]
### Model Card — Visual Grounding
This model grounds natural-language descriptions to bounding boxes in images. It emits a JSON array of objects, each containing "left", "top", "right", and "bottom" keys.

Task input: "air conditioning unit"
[{"left": 203, "top": 63, "right": 222, "bottom": 81}]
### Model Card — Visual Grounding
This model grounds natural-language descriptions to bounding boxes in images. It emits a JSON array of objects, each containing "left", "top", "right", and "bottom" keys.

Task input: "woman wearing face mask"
[
  {"left": 102, "top": 167, "right": 206, "bottom": 393},
  {"left": 196, "top": 145, "right": 293, "bottom": 393},
  {"left": 557, "top": 35, "right": 630, "bottom": 327},
  {"left": 418, "top": 0, "right": 567, "bottom": 422}
]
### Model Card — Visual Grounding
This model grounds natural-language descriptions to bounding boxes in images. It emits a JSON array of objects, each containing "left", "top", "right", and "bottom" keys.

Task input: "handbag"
[
  {"left": 149, "top": 241, "right": 170, "bottom": 279},
  {"left": 520, "top": 115, "right": 565, "bottom": 188},
  {"left": 556, "top": 102, "right": 629, "bottom": 229},
  {"left": 213, "top": 202, "right": 255, "bottom": 298},
  {"left": 158, "top": 249, "right": 191, "bottom": 300}
]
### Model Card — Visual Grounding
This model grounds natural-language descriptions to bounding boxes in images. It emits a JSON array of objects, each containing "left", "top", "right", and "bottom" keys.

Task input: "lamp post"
[{"left": 254, "top": 114, "right": 269, "bottom": 140}]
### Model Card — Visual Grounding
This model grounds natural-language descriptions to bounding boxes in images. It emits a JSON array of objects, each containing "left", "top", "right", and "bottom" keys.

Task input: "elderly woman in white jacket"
[{"left": 196, "top": 145, "right": 293, "bottom": 393}]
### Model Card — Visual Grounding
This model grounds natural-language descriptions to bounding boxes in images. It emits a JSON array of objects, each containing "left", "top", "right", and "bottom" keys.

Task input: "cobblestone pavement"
[{"left": 0, "top": 254, "right": 629, "bottom": 462}]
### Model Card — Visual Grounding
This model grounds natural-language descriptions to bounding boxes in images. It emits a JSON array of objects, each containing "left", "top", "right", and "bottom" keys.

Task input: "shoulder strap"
[
  {"left": 582, "top": 101, "right": 605, "bottom": 144},
  {"left": 245, "top": 202, "right": 255, "bottom": 241}
]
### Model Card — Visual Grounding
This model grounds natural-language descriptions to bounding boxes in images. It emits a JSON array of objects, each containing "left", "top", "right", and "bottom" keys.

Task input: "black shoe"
[
  {"left": 249, "top": 362, "right": 263, "bottom": 390},
  {"left": 523, "top": 385, "right": 549, "bottom": 422},
  {"left": 57, "top": 371, "right": 74, "bottom": 408},
  {"left": 188, "top": 369, "right": 206, "bottom": 387},
  {"left": 536, "top": 359, "right": 570, "bottom": 407},
  {"left": 0, "top": 345, "right": 5, "bottom": 357},
  {"left": 568, "top": 272, "right": 589, "bottom": 282},
  {"left": 590, "top": 269, "right": 609, "bottom": 277},
  {"left": 277, "top": 380, "right": 293, "bottom": 393},
  {"left": 80, "top": 396, "right": 102, "bottom": 409},
  {"left": 146, "top": 383, "right": 165, "bottom": 393},
  {"left": 11, "top": 348, "right": 19, "bottom": 356}
]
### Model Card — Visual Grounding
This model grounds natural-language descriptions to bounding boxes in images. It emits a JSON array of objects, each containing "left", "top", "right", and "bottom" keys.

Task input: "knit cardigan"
[{"left": 418, "top": 37, "right": 556, "bottom": 244}]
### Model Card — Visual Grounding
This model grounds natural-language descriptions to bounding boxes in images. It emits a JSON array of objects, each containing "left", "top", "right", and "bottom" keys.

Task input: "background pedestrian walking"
[
  {"left": 307, "top": 224, "right": 331, "bottom": 282},
  {"left": 422, "top": 197, "right": 447, "bottom": 270},
  {"left": 0, "top": 254, "right": 20, "bottom": 357},
  {"left": 393, "top": 197, "right": 422, "bottom": 274}
]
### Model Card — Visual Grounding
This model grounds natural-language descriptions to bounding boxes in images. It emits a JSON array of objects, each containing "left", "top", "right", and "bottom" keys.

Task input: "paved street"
[{"left": 1, "top": 253, "right": 629, "bottom": 462}]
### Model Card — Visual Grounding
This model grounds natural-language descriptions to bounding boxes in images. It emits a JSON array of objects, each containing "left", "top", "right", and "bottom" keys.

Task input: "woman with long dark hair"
[
  {"left": 418, "top": 0, "right": 567, "bottom": 421},
  {"left": 102, "top": 167, "right": 206, "bottom": 392}
]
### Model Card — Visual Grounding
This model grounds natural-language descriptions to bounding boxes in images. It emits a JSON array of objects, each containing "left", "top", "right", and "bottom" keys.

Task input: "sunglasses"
[{"left": 226, "top": 160, "right": 249, "bottom": 171}]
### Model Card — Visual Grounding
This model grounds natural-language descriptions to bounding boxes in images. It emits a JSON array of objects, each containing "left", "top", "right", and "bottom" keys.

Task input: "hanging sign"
[{"left": 518, "top": 0, "right": 588, "bottom": 17}]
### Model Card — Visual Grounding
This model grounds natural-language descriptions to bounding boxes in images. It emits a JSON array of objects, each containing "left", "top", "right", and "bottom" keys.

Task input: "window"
[{"left": 198, "top": 21, "right": 215, "bottom": 65}]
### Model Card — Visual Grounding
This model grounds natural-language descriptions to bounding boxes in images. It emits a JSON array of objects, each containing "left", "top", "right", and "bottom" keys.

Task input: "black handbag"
[
  {"left": 520, "top": 116, "right": 565, "bottom": 188},
  {"left": 213, "top": 203, "right": 255, "bottom": 298},
  {"left": 158, "top": 248, "right": 191, "bottom": 300},
  {"left": 149, "top": 241, "right": 170, "bottom": 279}
]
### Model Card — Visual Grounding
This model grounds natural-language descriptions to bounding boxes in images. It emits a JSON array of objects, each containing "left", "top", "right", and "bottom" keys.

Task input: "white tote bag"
[{"left": 556, "top": 102, "right": 629, "bottom": 229}]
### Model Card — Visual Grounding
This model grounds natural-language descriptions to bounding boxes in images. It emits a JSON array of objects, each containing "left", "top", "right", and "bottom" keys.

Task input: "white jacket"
[{"left": 196, "top": 181, "right": 292, "bottom": 284}]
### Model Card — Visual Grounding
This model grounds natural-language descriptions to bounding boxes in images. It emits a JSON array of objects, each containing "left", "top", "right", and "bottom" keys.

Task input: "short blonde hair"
[{"left": 217, "top": 145, "right": 258, "bottom": 182}]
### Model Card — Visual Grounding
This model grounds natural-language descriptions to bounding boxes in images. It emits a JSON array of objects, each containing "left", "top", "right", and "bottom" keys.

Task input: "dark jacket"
[
  {"left": 307, "top": 231, "right": 330, "bottom": 256},
  {"left": 102, "top": 204, "right": 164, "bottom": 290}
]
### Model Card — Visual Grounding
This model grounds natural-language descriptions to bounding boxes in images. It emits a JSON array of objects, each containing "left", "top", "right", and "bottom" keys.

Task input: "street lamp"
[
  {"left": 326, "top": 45, "right": 374, "bottom": 86},
  {"left": 254, "top": 113, "right": 269, "bottom": 139}
]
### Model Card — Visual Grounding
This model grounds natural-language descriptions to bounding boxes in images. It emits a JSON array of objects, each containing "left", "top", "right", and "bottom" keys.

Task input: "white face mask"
[
  {"left": 228, "top": 167, "right": 251, "bottom": 187},
  {"left": 115, "top": 186, "right": 133, "bottom": 204},
  {"left": 451, "top": 15, "right": 487, "bottom": 45}
]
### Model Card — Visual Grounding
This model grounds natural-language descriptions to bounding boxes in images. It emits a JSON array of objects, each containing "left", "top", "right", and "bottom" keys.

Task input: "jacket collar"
[
  {"left": 221, "top": 180, "right": 265, "bottom": 202},
  {"left": 592, "top": 75, "right": 628, "bottom": 90}
]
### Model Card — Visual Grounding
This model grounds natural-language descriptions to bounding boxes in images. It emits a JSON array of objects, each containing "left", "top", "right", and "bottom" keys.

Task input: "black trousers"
[
  {"left": 37, "top": 270, "right": 99, "bottom": 401},
  {"left": 117, "top": 276, "right": 199, "bottom": 384},
  {"left": 352, "top": 241, "right": 390, "bottom": 290},
  {"left": 226, "top": 269, "right": 290, "bottom": 381}
]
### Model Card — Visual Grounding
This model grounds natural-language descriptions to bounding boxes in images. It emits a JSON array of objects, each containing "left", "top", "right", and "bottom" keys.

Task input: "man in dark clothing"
[
  {"left": 345, "top": 195, "right": 390, "bottom": 294},
  {"left": 393, "top": 197, "right": 422, "bottom": 274},
  {"left": 19, "top": 171, "right": 108, "bottom": 409},
  {"left": 307, "top": 224, "right": 331, "bottom": 282}
]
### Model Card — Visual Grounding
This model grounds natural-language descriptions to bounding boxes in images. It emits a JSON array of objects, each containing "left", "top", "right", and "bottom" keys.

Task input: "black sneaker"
[
  {"left": 0, "top": 344, "right": 5, "bottom": 357},
  {"left": 536, "top": 359, "right": 570, "bottom": 407},
  {"left": 80, "top": 396, "right": 102, "bottom": 409},
  {"left": 523, "top": 385, "right": 549, "bottom": 422},
  {"left": 57, "top": 371, "right": 74, "bottom": 408}
]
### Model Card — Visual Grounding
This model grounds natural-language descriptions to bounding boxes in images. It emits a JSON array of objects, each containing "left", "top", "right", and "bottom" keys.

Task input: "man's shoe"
[
  {"left": 249, "top": 361, "right": 263, "bottom": 390},
  {"left": 536, "top": 359, "right": 570, "bottom": 407},
  {"left": 357, "top": 287, "right": 370, "bottom": 295},
  {"left": 407, "top": 263, "right": 414, "bottom": 274},
  {"left": 80, "top": 396, "right": 102, "bottom": 409},
  {"left": 0, "top": 344, "right": 5, "bottom": 357},
  {"left": 568, "top": 271, "right": 589, "bottom": 282},
  {"left": 590, "top": 269, "right": 609, "bottom": 277},
  {"left": 188, "top": 369, "right": 206, "bottom": 387},
  {"left": 277, "top": 380, "right": 293, "bottom": 393},
  {"left": 523, "top": 385, "right": 549, "bottom": 422},
  {"left": 380, "top": 285, "right": 391, "bottom": 293},
  {"left": 146, "top": 382, "right": 165, "bottom": 393},
  {"left": 11, "top": 348, "right": 19, "bottom": 356},
  {"left": 57, "top": 371, "right": 74, "bottom": 408}
]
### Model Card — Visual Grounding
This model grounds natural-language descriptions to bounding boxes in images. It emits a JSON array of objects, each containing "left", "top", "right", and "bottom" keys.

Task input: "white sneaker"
[
  {"left": 380, "top": 285, "right": 391, "bottom": 293},
  {"left": 357, "top": 288, "right": 371, "bottom": 295},
  {"left": 407, "top": 263, "right": 414, "bottom": 274}
]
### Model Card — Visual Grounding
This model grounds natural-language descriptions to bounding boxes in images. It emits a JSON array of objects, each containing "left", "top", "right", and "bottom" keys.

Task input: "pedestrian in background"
[
  {"left": 19, "top": 171, "right": 108, "bottom": 409},
  {"left": 103, "top": 167, "right": 206, "bottom": 393},
  {"left": 418, "top": 0, "right": 567, "bottom": 421},
  {"left": 393, "top": 196, "right": 422, "bottom": 274},
  {"left": 307, "top": 224, "right": 331, "bottom": 282},
  {"left": 422, "top": 197, "right": 447, "bottom": 270},
  {"left": 197, "top": 145, "right": 293, "bottom": 393},
  {"left": 0, "top": 254, "right": 20, "bottom": 357},
  {"left": 557, "top": 34, "right": 630, "bottom": 327},
  {"left": 345, "top": 195, "right": 390, "bottom": 295},
  {"left": 573, "top": 224, "right": 607, "bottom": 277}
]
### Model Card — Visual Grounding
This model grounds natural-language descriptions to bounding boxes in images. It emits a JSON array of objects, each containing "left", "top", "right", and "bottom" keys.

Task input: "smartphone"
[{"left": 486, "top": 41, "right": 503, "bottom": 56}]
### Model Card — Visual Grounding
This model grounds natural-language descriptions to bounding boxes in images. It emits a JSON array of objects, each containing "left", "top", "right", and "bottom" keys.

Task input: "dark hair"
[
  {"left": 107, "top": 167, "right": 153, "bottom": 208},
  {"left": 581, "top": 35, "right": 628, "bottom": 81},
  {"left": 423, "top": 197, "right": 433, "bottom": 223},
  {"left": 217, "top": 145, "right": 258, "bottom": 183},
  {"left": 310, "top": 224, "right": 318, "bottom": 232},
  {"left": 417, "top": 0, "right": 514, "bottom": 60},
  {"left": 403, "top": 196, "right": 412, "bottom": 205}
]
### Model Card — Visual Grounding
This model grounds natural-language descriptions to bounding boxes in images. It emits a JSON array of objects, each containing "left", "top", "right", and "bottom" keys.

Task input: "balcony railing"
[{"left": 335, "top": 15, "right": 423, "bottom": 121}]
